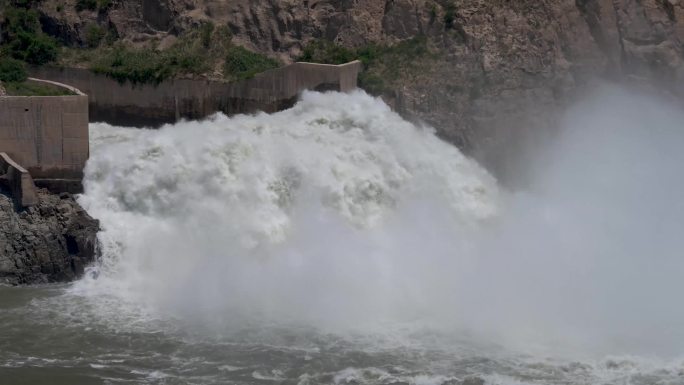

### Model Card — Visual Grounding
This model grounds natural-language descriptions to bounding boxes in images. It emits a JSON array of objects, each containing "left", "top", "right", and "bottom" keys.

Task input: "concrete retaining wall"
[
  {"left": 31, "top": 61, "right": 362, "bottom": 127},
  {"left": 0, "top": 80, "right": 89, "bottom": 179},
  {"left": 0, "top": 79, "right": 89, "bottom": 203},
  {"left": 0, "top": 152, "right": 38, "bottom": 207}
]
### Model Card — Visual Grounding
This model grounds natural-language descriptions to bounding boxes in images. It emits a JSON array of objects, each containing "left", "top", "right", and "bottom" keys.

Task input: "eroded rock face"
[
  {"left": 0, "top": 190, "right": 99, "bottom": 285},
  {"left": 36, "top": 0, "right": 684, "bottom": 179}
]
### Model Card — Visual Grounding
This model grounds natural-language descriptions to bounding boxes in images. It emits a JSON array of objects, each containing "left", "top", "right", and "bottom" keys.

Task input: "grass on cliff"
[
  {"left": 80, "top": 24, "right": 280, "bottom": 84},
  {"left": 88, "top": 43, "right": 208, "bottom": 84},
  {"left": 224, "top": 45, "right": 280, "bottom": 80},
  {"left": 299, "top": 37, "right": 435, "bottom": 95}
]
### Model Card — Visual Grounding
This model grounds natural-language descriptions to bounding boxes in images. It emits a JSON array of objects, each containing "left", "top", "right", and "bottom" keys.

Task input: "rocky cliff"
[
  {"left": 2, "top": 0, "right": 681, "bottom": 284},
  {"left": 0, "top": 190, "right": 99, "bottom": 285},
  {"left": 34, "top": 0, "right": 684, "bottom": 180}
]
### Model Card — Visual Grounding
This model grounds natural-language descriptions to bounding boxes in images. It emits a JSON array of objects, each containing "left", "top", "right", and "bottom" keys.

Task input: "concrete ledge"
[
  {"left": 0, "top": 152, "right": 38, "bottom": 207},
  {"left": 30, "top": 60, "right": 363, "bottom": 127},
  {"left": 26, "top": 77, "right": 86, "bottom": 95},
  {"left": 0, "top": 82, "right": 89, "bottom": 186}
]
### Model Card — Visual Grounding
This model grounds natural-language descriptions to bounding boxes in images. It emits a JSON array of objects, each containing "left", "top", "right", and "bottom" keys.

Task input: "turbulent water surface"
[{"left": 1, "top": 90, "right": 684, "bottom": 384}]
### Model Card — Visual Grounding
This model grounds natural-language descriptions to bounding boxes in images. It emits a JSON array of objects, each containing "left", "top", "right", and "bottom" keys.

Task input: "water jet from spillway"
[{"left": 74, "top": 88, "right": 684, "bottom": 361}]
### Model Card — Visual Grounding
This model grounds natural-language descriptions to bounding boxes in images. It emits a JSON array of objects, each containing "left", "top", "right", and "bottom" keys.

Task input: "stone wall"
[
  {"left": 30, "top": 61, "right": 363, "bottom": 127},
  {"left": 0, "top": 80, "right": 89, "bottom": 181}
]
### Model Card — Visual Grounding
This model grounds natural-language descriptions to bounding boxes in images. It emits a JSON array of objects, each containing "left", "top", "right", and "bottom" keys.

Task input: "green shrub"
[
  {"left": 3, "top": 7, "right": 40, "bottom": 36},
  {"left": 91, "top": 46, "right": 170, "bottom": 84},
  {"left": 90, "top": 42, "right": 211, "bottom": 84},
  {"left": 358, "top": 72, "right": 385, "bottom": 95},
  {"left": 225, "top": 46, "right": 280, "bottom": 80},
  {"left": 2, "top": 7, "right": 59, "bottom": 64},
  {"left": 386, "top": 36, "right": 429, "bottom": 58},
  {"left": 356, "top": 44, "right": 381, "bottom": 65},
  {"left": 85, "top": 24, "right": 106, "bottom": 47},
  {"left": 24, "top": 34, "right": 58, "bottom": 64},
  {"left": 8, "top": 31, "right": 58, "bottom": 64},
  {"left": 298, "top": 39, "right": 356, "bottom": 65},
  {"left": 0, "top": 57, "right": 27, "bottom": 82}
]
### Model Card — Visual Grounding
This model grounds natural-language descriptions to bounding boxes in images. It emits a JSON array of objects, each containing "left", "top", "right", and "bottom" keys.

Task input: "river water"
[{"left": 1, "top": 89, "right": 684, "bottom": 384}]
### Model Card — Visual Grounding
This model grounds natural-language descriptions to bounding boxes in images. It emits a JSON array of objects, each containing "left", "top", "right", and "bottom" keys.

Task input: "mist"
[
  {"left": 75, "top": 87, "right": 684, "bottom": 361},
  {"left": 462, "top": 86, "right": 684, "bottom": 357}
]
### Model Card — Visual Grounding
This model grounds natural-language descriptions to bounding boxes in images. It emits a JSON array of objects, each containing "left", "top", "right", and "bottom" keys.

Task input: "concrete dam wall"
[
  {"left": 0, "top": 79, "right": 89, "bottom": 179},
  {"left": 31, "top": 61, "right": 363, "bottom": 127},
  {"left": 0, "top": 79, "right": 89, "bottom": 205},
  {"left": 0, "top": 61, "right": 360, "bottom": 206}
]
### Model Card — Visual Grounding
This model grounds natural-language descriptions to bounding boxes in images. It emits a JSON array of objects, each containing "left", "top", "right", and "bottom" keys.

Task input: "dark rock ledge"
[{"left": 0, "top": 190, "right": 99, "bottom": 285}]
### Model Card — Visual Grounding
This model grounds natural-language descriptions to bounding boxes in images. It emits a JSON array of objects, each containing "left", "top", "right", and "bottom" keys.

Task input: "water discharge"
[
  {"left": 76, "top": 90, "right": 500, "bottom": 332},
  {"left": 2, "top": 88, "right": 684, "bottom": 384}
]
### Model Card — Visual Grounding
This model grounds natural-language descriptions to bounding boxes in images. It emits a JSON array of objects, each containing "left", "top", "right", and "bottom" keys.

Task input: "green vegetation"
[
  {"left": 224, "top": 45, "right": 280, "bottom": 80},
  {"left": 299, "top": 40, "right": 358, "bottom": 65},
  {"left": 1, "top": 5, "right": 59, "bottom": 64},
  {"left": 0, "top": 56, "right": 28, "bottom": 82},
  {"left": 84, "top": 25, "right": 279, "bottom": 84},
  {"left": 298, "top": 37, "right": 434, "bottom": 95},
  {"left": 0, "top": 53, "right": 73, "bottom": 96},
  {"left": 4, "top": 80, "right": 76, "bottom": 96},
  {"left": 85, "top": 24, "right": 106, "bottom": 47},
  {"left": 0, "top": 1, "right": 288, "bottom": 85},
  {"left": 89, "top": 43, "right": 206, "bottom": 84}
]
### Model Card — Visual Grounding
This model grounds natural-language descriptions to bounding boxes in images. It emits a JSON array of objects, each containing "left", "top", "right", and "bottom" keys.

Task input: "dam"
[
  {"left": 0, "top": 78, "right": 88, "bottom": 206},
  {"left": 30, "top": 61, "right": 363, "bottom": 128},
  {"left": 0, "top": 61, "right": 362, "bottom": 207}
]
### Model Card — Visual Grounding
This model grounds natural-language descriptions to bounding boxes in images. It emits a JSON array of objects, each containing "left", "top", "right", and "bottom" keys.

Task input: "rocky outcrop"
[
  {"left": 34, "top": 0, "right": 684, "bottom": 179},
  {"left": 0, "top": 190, "right": 99, "bottom": 285}
]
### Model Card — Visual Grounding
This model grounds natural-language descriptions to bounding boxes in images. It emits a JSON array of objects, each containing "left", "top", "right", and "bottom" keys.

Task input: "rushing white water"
[
  {"left": 76, "top": 90, "right": 500, "bottom": 330},
  {"left": 67, "top": 88, "right": 684, "bottom": 383}
]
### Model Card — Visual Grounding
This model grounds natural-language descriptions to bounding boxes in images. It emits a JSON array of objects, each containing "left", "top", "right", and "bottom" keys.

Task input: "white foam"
[
  {"left": 74, "top": 90, "right": 498, "bottom": 330},
  {"left": 72, "top": 88, "right": 684, "bottom": 367}
]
